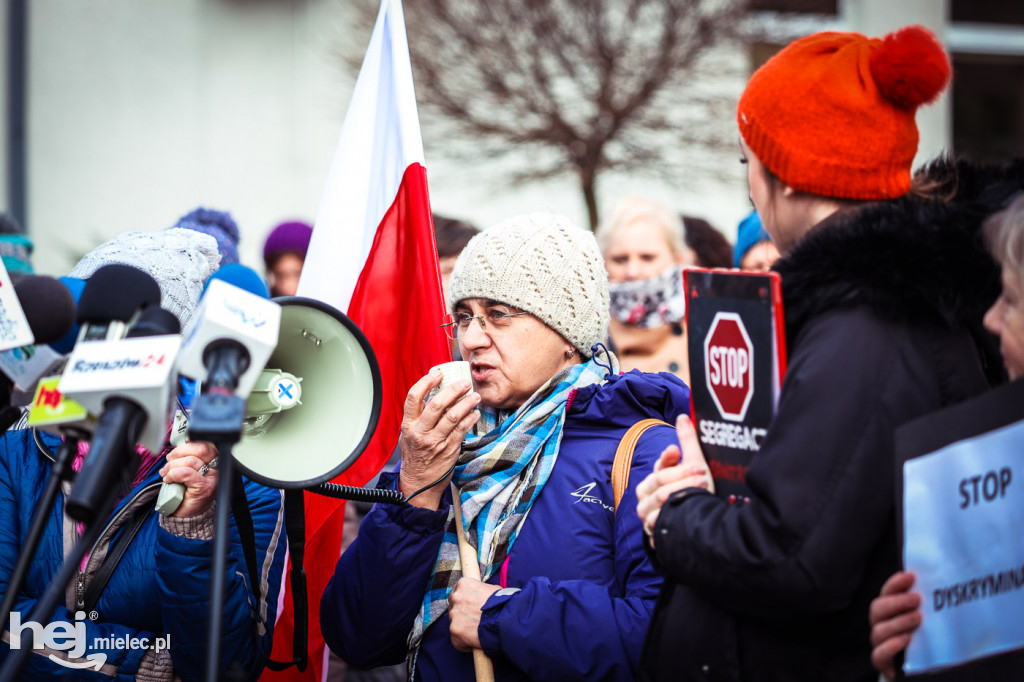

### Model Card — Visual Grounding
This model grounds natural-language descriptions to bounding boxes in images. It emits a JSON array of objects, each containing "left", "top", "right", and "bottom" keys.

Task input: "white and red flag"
[{"left": 262, "top": 0, "right": 450, "bottom": 678}]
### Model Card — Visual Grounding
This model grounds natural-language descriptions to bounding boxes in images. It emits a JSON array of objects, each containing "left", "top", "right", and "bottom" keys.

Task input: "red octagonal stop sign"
[{"left": 703, "top": 312, "right": 754, "bottom": 421}]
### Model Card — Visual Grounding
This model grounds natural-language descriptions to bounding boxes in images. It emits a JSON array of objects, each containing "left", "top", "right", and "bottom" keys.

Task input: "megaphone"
[{"left": 231, "top": 296, "right": 381, "bottom": 489}]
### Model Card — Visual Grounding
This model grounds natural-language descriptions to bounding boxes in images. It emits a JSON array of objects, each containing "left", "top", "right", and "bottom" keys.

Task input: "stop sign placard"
[{"left": 703, "top": 312, "right": 754, "bottom": 421}]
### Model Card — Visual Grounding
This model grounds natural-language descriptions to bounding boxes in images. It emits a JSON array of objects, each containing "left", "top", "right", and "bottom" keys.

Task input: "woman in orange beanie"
[{"left": 635, "top": 26, "right": 1018, "bottom": 681}]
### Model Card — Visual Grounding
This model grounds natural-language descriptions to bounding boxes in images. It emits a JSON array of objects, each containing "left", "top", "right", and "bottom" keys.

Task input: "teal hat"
[
  {"left": 733, "top": 210, "right": 772, "bottom": 268},
  {"left": 0, "top": 234, "right": 34, "bottom": 274}
]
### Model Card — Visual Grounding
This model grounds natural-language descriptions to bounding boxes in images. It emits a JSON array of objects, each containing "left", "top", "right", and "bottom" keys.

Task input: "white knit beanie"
[
  {"left": 69, "top": 228, "right": 221, "bottom": 329},
  {"left": 447, "top": 211, "right": 610, "bottom": 358}
]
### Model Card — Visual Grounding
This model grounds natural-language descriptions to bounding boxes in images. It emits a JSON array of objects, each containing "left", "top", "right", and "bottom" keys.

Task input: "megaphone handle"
[
  {"left": 156, "top": 481, "right": 185, "bottom": 516},
  {"left": 451, "top": 484, "right": 496, "bottom": 682}
]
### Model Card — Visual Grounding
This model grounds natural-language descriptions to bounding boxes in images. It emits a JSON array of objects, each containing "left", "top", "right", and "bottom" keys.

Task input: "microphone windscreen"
[
  {"left": 126, "top": 305, "right": 181, "bottom": 338},
  {"left": 13, "top": 275, "right": 76, "bottom": 345},
  {"left": 50, "top": 277, "right": 86, "bottom": 354},
  {"left": 205, "top": 264, "right": 269, "bottom": 299},
  {"left": 77, "top": 264, "right": 161, "bottom": 325}
]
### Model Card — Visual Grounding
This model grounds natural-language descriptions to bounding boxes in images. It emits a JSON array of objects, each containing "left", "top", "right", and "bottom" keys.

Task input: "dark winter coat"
[
  {"left": 321, "top": 371, "right": 690, "bottom": 681},
  {"left": 640, "top": 157, "right": 1021, "bottom": 682}
]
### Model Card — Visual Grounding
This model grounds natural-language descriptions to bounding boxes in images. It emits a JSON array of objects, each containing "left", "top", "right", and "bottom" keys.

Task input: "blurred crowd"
[{"left": 0, "top": 19, "right": 1022, "bottom": 682}]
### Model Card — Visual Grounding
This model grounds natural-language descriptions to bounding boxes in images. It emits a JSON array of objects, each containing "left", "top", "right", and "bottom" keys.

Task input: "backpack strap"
[
  {"left": 612, "top": 419, "right": 672, "bottom": 514},
  {"left": 83, "top": 498, "right": 153, "bottom": 615}
]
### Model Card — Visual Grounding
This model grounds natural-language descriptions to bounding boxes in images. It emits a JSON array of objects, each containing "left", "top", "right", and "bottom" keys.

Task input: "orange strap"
[{"left": 612, "top": 418, "right": 671, "bottom": 513}]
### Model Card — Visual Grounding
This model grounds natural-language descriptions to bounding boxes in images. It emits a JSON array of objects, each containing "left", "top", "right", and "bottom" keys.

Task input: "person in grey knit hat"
[
  {"left": 69, "top": 227, "right": 221, "bottom": 329},
  {"left": 447, "top": 211, "right": 609, "bottom": 359},
  {"left": 323, "top": 210, "right": 690, "bottom": 681}
]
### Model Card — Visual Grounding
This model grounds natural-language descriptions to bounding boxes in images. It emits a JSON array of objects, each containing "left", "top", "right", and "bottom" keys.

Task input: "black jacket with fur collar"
[
  {"left": 777, "top": 156, "right": 1019, "bottom": 383},
  {"left": 641, "top": 158, "right": 1021, "bottom": 682}
]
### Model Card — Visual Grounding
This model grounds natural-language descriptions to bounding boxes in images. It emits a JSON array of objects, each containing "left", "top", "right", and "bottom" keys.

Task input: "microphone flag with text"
[
  {"left": 59, "top": 267, "right": 181, "bottom": 523},
  {"left": 155, "top": 274, "right": 281, "bottom": 515}
]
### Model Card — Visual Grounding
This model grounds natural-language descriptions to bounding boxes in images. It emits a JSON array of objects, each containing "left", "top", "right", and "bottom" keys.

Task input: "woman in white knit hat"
[{"left": 322, "top": 211, "right": 694, "bottom": 681}]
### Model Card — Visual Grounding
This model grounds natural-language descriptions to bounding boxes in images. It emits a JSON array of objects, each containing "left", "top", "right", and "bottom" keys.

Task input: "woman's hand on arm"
[
  {"left": 398, "top": 368, "right": 481, "bottom": 509},
  {"left": 870, "top": 571, "right": 922, "bottom": 681},
  {"left": 635, "top": 415, "right": 714, "bottom": 545}
]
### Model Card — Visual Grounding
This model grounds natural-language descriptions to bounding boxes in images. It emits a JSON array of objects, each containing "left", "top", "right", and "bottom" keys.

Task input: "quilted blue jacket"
[
  {"left": 0, "top": 428, "right": 286, "bottom": 680},
  {"left": 321, "top": 370, "right": 690, "bottom": 681}
]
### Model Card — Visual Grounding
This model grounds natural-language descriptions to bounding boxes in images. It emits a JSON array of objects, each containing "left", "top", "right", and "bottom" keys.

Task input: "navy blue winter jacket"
[
  {"left": 0, "top": 428, "right": 287, "bottom": 680},
  {"left": 321, "top": 370, "right": 690, "bottom": 681}
]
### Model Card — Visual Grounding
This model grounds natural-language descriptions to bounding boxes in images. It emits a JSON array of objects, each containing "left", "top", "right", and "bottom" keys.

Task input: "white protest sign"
[{"left": 903, "top": 418, "right": 1024, "bottom": 674}]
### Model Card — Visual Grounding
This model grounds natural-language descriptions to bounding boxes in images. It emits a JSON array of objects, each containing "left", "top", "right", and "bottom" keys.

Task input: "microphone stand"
[
  {"left": 186, "top": 387, "right": 247, "bottom": 682},
  {"left": 0, "top": 433, "right": 81, "bottom": 638}
]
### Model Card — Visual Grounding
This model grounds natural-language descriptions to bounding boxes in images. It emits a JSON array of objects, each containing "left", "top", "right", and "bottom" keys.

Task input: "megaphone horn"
[{"left": 233, "top": 296, "right": 382, "bottom": 489}]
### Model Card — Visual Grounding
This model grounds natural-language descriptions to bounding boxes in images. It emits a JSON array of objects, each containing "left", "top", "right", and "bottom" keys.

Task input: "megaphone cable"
[
  {"left": 308, "top": 460, "right": 457, "bottom": 506},
  {"left": 308, "top": 483, "right": 404, "bottom": 504}
]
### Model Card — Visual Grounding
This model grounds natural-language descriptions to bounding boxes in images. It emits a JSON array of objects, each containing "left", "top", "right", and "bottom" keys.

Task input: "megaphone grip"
[{"left": 156, "top": 482, "right": 185, "bottom": 516}]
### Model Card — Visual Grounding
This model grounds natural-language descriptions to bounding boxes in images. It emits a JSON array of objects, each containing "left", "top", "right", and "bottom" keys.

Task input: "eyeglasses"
[{"left": 441, "top": 305, "right": 531, "bottom": 340}]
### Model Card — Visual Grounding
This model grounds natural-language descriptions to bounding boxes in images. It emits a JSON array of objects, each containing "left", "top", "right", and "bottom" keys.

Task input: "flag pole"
[{"left": 451, "top": 484, "right": 496, "bottom": 682}]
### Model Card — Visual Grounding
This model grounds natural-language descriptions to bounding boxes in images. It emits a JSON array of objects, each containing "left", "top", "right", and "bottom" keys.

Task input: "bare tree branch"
[{"left": 340, "top": 0, "right": 748, "bottom": 229}]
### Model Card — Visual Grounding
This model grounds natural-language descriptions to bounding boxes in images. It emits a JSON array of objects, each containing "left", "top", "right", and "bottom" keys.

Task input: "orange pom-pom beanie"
[{"left": 737, "top": 25, "right": 951, "bottom": 200}]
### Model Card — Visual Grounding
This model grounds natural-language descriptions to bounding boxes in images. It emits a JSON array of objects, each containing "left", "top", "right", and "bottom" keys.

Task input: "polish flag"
[{"left": 261, "top": 0, "right": 450, "bottom": 679}]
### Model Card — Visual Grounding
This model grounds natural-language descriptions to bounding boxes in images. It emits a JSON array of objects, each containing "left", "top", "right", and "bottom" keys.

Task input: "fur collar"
[{"left": 775, "top": 157, "right": 1024, "bottom": 344}]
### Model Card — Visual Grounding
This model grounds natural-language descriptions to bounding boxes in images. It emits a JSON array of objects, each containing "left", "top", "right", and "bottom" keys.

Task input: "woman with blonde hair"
[{"left": 597, "top": 197, "right": 696, "bottom": 380}]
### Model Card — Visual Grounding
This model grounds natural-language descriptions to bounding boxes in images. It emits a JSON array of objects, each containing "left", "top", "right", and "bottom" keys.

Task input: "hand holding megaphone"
[{"left": 158, "top": 442, "right": 220, "bottom": 518}]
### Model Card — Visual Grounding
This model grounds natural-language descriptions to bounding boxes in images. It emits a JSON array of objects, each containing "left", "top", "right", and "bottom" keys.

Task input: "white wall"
[
  {"left": 27, "top": 0, "right": 349, "bottom": 276},
  {"left": 22, "top": 1, "right": 951, "bottom": 279}
]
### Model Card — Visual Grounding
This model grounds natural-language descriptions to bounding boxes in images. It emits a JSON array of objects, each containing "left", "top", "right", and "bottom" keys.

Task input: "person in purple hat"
[{"left": 263, "top": 220, "right": 313, "bottom": 297}]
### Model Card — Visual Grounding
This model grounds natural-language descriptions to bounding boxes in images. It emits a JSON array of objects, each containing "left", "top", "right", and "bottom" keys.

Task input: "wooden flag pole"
[{"left": 451, "top": 484, "right": 496, "bottom": 682}]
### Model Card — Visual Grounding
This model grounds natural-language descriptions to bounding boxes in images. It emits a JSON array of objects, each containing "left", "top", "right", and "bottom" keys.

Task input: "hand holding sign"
[
  {"left": 636, "top": 415, "right": 715, "bottom": 542},
  {"left": 869, "top": 571, "right": 922, "bottom": 681}
]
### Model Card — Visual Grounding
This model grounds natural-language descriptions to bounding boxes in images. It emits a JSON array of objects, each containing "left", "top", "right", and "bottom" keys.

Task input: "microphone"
[
  {"left": 155, "top": 268, "right": 280, "bottom": 515},
  {"left": 31, "top": 268, "right": 165, "bottom": 440},
  {"left": 202, "top": 263, "right": 269, "bottom": 298},
  {"left": 14, "top": 275, "right": 77, "bottom": 345},
  {"left": 177, "top": 272, "right": 281, "bottom": 399},
  {"left": 62, "top": 306, "right": 182, "bottom": 523},
  {"left": 0, "top": 276, "right": 77, "bottom": 403},
  {"left": 75, "top": 264, "right": 161, "bottom": 342}
]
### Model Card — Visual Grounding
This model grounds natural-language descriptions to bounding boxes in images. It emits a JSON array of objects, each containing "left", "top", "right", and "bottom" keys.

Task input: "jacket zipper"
[
  {"left": 32, "top": 429, "right": 164, "bottom": 611},
  {"left": 73, "top": 482, "right": 161, "bottom": 610}
]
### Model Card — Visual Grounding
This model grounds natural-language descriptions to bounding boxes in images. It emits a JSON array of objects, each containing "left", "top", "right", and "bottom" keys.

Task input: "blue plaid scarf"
[{"left": 407, "top": 351, "right": 618, "bottom": 652}]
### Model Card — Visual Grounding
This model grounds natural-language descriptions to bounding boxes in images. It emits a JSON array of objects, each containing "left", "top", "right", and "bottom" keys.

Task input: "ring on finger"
[{"left": 198, "top": 457, "right": 219, "bottom": 476}]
